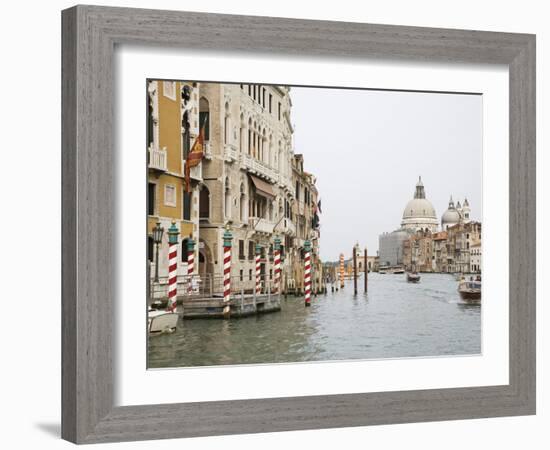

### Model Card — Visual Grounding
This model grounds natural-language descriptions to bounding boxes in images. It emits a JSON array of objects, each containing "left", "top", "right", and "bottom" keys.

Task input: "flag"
[{"left": 185, "top": 123, "right": 205, "bottom": 192}]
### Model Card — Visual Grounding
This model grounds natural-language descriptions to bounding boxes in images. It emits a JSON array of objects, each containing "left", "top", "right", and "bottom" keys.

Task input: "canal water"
[{"left": 147, "top": 273, "right": 481, "bottom": 369}]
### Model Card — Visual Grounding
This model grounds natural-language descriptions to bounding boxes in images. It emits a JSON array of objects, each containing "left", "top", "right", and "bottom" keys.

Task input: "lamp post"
[
  {"left": 166, "top": 222, "right": 180, "bottom": 312},
  {"left": 152, "top": 221, "right": 164, "bottom": 283}
]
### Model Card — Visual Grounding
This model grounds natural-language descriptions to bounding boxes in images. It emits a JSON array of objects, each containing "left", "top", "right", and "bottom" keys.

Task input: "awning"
[{"left": 249, "top": 174, "right": 276, "bottom": 199}]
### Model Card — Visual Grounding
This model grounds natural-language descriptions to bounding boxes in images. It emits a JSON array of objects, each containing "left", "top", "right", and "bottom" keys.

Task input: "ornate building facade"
[
  {"left": 147, "top": 81, "right": 322, "bottom": 295},
  {"left": 147, "top": 80, "right": 201, "bottom": 280}
]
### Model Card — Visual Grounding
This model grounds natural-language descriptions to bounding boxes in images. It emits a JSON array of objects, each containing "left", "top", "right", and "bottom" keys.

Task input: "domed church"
[
  {"left": 400, "top": 177, "right": 439, "bottom": 233},
  {"left": 441, "top": 196, "right": 461, "bottom": 230},
  {"left": 441, "top": 196, "right": 471, "bottom": 230}
]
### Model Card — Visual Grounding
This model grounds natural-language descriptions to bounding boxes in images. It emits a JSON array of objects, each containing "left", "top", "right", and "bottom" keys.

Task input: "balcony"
[
  {"left": 224, "top": 143, "right": 238, "bottom": 162},
  {"left": 248, "top": 217, "right": 275, "bottom": 235},
  {"left": 275, "top": 217, "right": 296, "bottom": 236},
  {"left": 241, "top": 153, "right": 277, "bottom": 183},
  {"left": 148, "top": 145, "right": 167, "bottom": 172}
]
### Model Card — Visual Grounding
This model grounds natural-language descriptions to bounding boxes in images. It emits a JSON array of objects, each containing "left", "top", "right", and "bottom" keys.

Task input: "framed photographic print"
[{"left": 62, "top": 5, "right": 536, "bottom": 444}]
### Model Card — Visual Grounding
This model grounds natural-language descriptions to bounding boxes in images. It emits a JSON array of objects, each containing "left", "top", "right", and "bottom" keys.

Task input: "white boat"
[
  {"left": 148, "top": 309, "right": 178, "bottom": 334},
  {"left": 458, "top": 276, "right": 482, "bottom": 302}
]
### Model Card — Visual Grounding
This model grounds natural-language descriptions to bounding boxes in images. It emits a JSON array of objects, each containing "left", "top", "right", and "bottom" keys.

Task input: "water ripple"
[{"left": 148, "top": 273, "right": 481, "bottom": 368}]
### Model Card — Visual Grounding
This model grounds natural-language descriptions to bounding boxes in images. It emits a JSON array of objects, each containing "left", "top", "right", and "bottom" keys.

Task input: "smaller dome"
[
  {"left": 441, "top": 196, "right": 461, "bottom": 229},
  {"left": 441, "top": 209, "right": 461, "bottom": 228}
]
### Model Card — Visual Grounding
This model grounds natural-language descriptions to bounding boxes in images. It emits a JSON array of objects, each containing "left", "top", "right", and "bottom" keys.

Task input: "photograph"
[{"left": 146, "top": 80, "right": 483, "bottom": 369}]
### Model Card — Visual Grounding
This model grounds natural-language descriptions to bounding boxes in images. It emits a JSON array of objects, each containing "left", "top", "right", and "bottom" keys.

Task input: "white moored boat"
[{"left": 148, "top": 310, "right": 178, "bottom": 334}]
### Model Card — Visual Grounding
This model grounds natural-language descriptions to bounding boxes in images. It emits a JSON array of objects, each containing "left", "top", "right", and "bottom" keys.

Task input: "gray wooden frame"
[{"left": 62, "top": 5, "right": 536, "bottom": 444}]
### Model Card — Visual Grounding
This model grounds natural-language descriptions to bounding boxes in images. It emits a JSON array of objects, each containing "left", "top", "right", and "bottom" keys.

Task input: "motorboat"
[
  {"left": 458, "top": 277, "right": 481, "bottom": 302},
  {"left": 406, "top": 272, "right": 421, "bottom": 283}
]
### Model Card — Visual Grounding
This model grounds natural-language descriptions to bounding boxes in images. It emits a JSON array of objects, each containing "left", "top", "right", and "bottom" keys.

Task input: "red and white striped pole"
[
  {"left": 273, "top": 236, "right": 281, "bottom": 295},
  {"left": 255, "top": 243, "right": 262, "bottom": 296},
  {"left": 304, "top": 240, "right": 312, "bottom": 307},
  {"left": 222, "top": 228, "right": 233, "bottom": 318},
  {"left": 186, "top": 237, "right": 195, "bottom": 295},
  {"left": 339, "top": 253, "right": 345, "bottom": 289},
  {"left": 166, "top": 222, "right": 180, "bottom": 313}
]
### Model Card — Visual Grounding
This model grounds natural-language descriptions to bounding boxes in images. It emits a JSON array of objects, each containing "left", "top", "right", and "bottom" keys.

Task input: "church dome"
[
  {"left": 402, "top": 198, "right": 437, "bottom": 220},
  {"left": 400, "top": 177, "right": 438, "bottom": 232}
]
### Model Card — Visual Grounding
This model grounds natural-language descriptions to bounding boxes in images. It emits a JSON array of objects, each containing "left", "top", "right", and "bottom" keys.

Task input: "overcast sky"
[{"left": 290, "top": 86, "right": 482, "bottom": 262}]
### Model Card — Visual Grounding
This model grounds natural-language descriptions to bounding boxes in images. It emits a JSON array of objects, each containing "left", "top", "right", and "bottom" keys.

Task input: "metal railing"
[
  {"left": 149, "top": 273, "right": 279, "bottom": 300},
  {"left": 275, "top": 217, "right": 296, "bottom": 236},
  {"left": 249, "top": 217, "right": 275, "bottom": 234},
  {"left": 241, "top": 153, "right": 277, "bottom": 183}
]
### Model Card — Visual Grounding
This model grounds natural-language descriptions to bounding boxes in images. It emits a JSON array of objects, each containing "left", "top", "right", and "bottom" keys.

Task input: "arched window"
[
  {"left": 225, "top": 177, "right": 232, "bottom": 219},
  {"left": 199, "top": 97, "right": 210, "bottom": 140},
  {"left": 240, "top": 183, "right": 247, "bottom": 223},
  {"left": 278, "top": 141, "right": 284, "bottom": 174},
  {"left": 266, "top": 128, "right": 269, "bottom": 162},
  {"left": 239, "top": 114, "right": 245, "bottom": 152},
  {"left": 247, "top": 118, "right": 252, "bottom": 155},
  {"left": 147, "top": 236, "right": 154, "bottom": 262},
  {"left": 199, "top": 185, "right": 210, "bottom": 220},
  {"left": 181, "top": 238, "right": 189, "bottom": 263},
  {"left": 253, "top": 122, "right": 257, "bottom": 158},
  {"left": 268, "top": 134, "right": 274, "bottom": 167},
  {"left": 224, "top": 102, "right": 230, "bottom": 145}
]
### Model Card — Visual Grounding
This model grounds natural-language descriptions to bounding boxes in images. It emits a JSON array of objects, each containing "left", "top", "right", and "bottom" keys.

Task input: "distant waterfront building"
[
  {"left": 432, "top": 231, "right": 449, "bottom": 272},
  {"left": 379, "top": 228, "right": 411, "bottom": 267},
  {"left": 354, "top": 244, "right": 377, "bottom": 273},
  {"left": 402, "top": 229, "right": 433, "bottom": 272},
  {"left": 470, "top": 242, "right": 482, "bottom": 273},
  {"left": 446, "top": 220, "right": 482, "bottom": 274},
  {"left": 381, "top": 177, "right": 481, "bottom": 273}
]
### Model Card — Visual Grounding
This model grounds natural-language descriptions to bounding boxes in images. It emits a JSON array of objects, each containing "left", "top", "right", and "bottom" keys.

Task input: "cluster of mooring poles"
[
  {"left": 161, "top": 222, "right": 368, "bottom": 317},
  {"left": 221, "top": 227, "right": 314, "bottom": 316}
]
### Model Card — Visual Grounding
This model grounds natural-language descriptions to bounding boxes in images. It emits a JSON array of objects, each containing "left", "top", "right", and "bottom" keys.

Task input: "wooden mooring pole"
[
  {"left": 364, "top": 247, "right": 368, "bottom": 293},
  {"left": 353, "top": 247, "right": 358, "bottom": 295}
]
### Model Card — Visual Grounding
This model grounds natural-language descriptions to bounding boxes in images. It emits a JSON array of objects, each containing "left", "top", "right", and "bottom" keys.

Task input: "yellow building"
[{"left": 147, "top": 80, "right": 201, "bottom": 284}]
